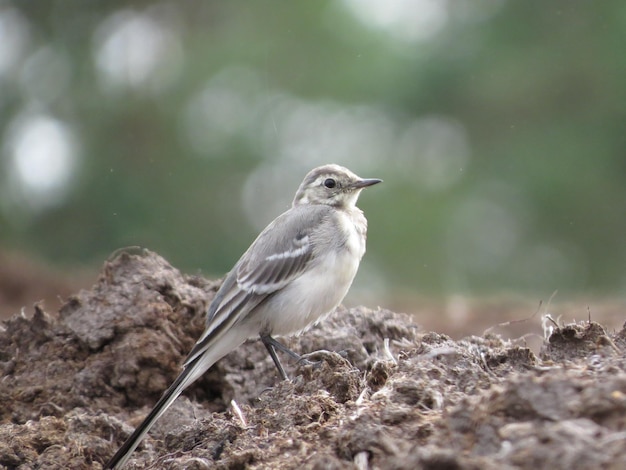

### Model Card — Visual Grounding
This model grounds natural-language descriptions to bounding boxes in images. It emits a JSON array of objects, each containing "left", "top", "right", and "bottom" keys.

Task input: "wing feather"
[{"left": 184, "top": 205, "right": 332, "bottom": 366}]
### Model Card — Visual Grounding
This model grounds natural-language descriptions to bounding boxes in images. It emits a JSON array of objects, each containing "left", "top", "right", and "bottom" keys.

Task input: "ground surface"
[{"left": 1, "top": 250, "right": 626, "bottom": 469}]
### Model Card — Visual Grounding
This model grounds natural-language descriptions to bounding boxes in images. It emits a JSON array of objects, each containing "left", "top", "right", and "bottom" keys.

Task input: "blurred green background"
[{"left": 1, "top": 1, "right": 625, "bottom": 315}]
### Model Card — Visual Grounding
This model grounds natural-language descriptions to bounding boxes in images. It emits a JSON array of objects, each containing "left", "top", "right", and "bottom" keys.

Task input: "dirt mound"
[{"left": 1, "top": 250, "right": 625, "bottom": 469}]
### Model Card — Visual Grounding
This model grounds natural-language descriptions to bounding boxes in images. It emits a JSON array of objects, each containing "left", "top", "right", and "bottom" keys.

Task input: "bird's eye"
[{"left": 323, "top": 178, "right": 336, "bottom": 189}]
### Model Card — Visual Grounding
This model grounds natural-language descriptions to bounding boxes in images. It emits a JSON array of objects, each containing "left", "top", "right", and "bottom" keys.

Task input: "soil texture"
[{"left": 1, "top": 249, "right": 625, "bottom": 469}]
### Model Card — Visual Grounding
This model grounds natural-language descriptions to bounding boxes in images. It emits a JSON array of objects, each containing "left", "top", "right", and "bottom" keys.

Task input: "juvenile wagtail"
[{"left": 105, "top": 164, "right": 381, "bottom": 468}]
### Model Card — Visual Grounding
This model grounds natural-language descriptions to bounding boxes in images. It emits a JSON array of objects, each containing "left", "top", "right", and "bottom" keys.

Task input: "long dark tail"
[
  {"left": 104, "top": 363, "right": 197, "bottom": 469},
  {"left": 105, "top": 300, "right": 255, "bottom": 468}
]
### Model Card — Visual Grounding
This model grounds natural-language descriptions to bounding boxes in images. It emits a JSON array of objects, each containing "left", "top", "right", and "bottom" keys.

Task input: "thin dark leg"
[
  {"left": 261, "top": 333, "right": 320, "bottom": 380},
  {"left": 261, "top": 334, "right": 290, "bottom": 381},
  {"left": 261, "top": 335, "right": 302, "bottom": 361},
  {"left": 260, "top": 334, "right": 321, "bottom": 380}
]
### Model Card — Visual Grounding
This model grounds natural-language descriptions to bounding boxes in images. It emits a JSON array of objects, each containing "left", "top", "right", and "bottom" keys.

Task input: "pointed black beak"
[{"left": 351, "top": 178, "right": 382, "bottom": 189}]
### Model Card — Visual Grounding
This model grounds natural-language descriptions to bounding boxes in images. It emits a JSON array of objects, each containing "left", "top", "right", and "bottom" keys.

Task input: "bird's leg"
[
  {"left": 260, "top": 334, "right": 319, "bottom": 380},
  {"left": 261, "top": 335, "right": 289, "bottom": 381}
]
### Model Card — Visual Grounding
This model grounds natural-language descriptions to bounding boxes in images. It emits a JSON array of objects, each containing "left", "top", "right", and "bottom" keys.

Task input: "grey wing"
[
  {"left": 184, "top": 205, "right": 330, "bottom": 366},
  {"left": 235, "top": 205, "right": 332, "bottom": 296}
]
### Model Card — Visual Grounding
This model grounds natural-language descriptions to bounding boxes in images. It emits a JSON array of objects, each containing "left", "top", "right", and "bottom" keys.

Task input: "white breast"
[
  {"left": 336, "top": 208, "right": 367, "bottom": 260},
  {"left": 257, "top": 208, "right": 368, "bottom": 337}
]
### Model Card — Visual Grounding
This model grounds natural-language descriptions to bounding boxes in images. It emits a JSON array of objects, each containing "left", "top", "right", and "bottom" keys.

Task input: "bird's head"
[{"left": 293, "top": 164, "right": 381, "bottom": 209}]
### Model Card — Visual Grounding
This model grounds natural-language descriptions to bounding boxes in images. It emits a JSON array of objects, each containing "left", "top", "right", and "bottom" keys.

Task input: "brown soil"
[{"left": 1, "top": 249, "right": 626, "bottom": 469}]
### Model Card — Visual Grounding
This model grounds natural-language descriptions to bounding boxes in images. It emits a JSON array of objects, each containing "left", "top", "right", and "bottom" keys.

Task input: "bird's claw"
[
  {"left": 295, "top": 356, "right": 321, "bottom": 368},
  {"left": 296, "top": 349, "right": 348, "bottom": 370}
]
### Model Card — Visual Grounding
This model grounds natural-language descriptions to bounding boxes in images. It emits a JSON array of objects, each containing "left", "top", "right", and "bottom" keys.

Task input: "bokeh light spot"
[
  {"left": 3, "top": 112, "right": 78, "bottom": 213},
  {"left": 93, "top": 9, "right": 183, "bottom": 92},
  {"left": 341, "top": 0, "right": 449, "bottom": 43}
]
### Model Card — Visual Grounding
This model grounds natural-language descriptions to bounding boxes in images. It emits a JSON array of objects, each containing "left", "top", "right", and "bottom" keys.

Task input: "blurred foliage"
[{"left": 0, "top": 1, "right": 625, "bottom": 309}]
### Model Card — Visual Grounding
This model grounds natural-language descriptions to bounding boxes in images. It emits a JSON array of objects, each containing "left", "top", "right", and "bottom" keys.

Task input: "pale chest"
[{"left": 336, "top": 208, "right": 368, "bottom": 261}]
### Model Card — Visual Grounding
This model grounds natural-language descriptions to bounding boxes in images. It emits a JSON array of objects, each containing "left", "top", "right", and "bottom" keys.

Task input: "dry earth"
[{"left": 1, "top": 249, "right": 626, "bottom": 469}]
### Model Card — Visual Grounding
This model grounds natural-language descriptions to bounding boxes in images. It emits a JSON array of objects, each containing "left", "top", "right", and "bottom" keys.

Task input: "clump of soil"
[{"left": 1, "top": 249, "right": 625, "bottom": 469}]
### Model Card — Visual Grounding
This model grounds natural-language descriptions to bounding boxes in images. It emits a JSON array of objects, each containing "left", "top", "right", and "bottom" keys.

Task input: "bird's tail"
[
  {"left": 104, "top": 304, "right": 256, "bottom": 468},
  {"left": 104, "top": 322, "right": 253, "bottom": 469},
  {"left": 104, "top": 362, "right": 198, "bottom": 469}
]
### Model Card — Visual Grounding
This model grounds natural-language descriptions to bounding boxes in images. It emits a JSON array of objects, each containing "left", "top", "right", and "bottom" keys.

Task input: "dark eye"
[{"left": 323, "top": 178, "right": 336, "bottom": 189}]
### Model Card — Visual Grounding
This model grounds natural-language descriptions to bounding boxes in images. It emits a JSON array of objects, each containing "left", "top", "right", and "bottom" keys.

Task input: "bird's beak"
[{"left": 351, "top": 178, "right": 382, "bottom": 189}]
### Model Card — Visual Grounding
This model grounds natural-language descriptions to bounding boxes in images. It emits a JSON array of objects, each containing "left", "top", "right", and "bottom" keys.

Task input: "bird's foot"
[{"left": 297, "top": 349, "right": 350, "bottom": 370}]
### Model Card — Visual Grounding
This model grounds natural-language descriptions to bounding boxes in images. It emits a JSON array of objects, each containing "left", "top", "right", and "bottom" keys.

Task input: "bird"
[{"left": 105, "top": 164, "right": 381, "bottom": 469}]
